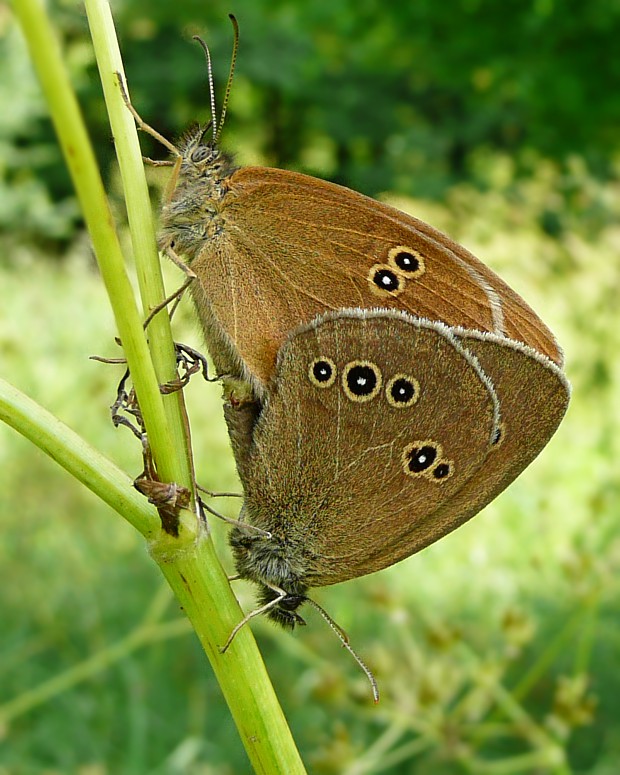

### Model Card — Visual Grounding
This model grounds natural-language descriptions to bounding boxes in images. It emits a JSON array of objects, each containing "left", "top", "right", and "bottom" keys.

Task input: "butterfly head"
[
  {"left": 159, "top": 124, "right": 237, "bottom": 250},
  {"left": 176, "top": 124, "right": 236, "bottom": 184},
  {"left": 229, "top": 525, "right": 310, "bottom": 629},
  {"left": 258, "top": 585, "right": 307, "bottom": 629}
]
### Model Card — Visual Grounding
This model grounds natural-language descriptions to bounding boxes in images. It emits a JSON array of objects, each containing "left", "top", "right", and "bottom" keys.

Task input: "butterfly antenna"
[
  {"left": 304, "top": 597, "right": 380, "bottom": 703},
  {"left": 214, "top": 13, "right": 239, "bottom": 144},
  {"left": 192, "top": 35, "right": 219, "bottom": 140}
]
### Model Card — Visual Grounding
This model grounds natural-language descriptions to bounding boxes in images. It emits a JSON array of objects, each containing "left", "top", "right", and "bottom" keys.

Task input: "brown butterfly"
[{"left": 122, "top": 16, "right": 569, "bottom": 697}]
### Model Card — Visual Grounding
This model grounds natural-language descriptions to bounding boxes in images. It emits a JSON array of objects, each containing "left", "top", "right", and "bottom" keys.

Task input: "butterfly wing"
[
  {"left": 234, "top": 310, "right": 502, "bottom": 587},
  {"left": 336, "top": 329, "right": 570, "bottom": 581},
  {"left": 189, "top": 166, "right": 563, "bottom": 388}
]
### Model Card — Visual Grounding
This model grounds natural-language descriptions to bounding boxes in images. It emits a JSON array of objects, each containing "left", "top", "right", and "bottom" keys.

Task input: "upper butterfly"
[{"left": 121, "top": 16, "right": 565, "bottom": 397}]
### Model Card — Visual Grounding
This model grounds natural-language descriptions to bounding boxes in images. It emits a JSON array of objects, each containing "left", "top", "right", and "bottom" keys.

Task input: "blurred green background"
[{"left": 1, "top": 0, "right": 618, "bottom": 773}]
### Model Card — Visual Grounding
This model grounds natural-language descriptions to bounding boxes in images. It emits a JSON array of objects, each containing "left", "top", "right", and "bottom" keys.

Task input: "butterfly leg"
[
  {"left": 157, "top": 342, "right": 217, "bottom": 396},
  {"left": 142, "top": 246, "right": 197, "bottom": 329},
  {"left": 220, "top": 584, "right": 288, "bottom": 652},
  {"left": 107, "top": 367, "right": 145, "bottom": 440},
  {"left": 197, "top": 496, "right": 271, "bottom": 539},
  {"left": 199, "top": 488, "right": 243, "bottom": 499},
  {"left": 115, "top": 72, "right": 180, "bottom": 158}
]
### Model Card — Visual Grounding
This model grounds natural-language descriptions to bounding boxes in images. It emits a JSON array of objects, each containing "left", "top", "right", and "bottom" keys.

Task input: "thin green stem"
[
  {"left": 0, "top": 377, "right": 158, "bottom": 538},
  {"left": 85, "top": 0, "right": 195, "bottom": 488},
  {"left": 511, "top": 602, "right": 594, "bottom": 703},
  {"left": 9, "top": 0, "right": 306, "bottom": 770},
  {"left": 573, "top": 594, "right": 599, "bottom": 675},
  {"left": 10, "top": 0, "right": 175, "bottom": 490},
  {"left": 0, "top": 618, "right": 190, "bottom": 724}
]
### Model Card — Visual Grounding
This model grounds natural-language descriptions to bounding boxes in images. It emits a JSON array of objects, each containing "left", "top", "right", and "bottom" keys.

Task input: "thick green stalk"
[{"left": 9, "top": 0, "right": 306, "bottom": 771}]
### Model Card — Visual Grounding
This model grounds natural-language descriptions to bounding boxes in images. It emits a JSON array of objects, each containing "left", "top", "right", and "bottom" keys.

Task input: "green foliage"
[
  {"left": 2, "top": 0, "right": 619, "bottom": 244},
  {"left": 0, "top": 17, "right": 80, "bottom": 244},
  {"left": 2, "top": 1, "right": 619, "bottom": 772},
  {"left": 1, "top": 162, "right": 619, "bottom": 771}
]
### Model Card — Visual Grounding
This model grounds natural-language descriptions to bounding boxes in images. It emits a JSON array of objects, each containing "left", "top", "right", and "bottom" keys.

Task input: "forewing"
[{"left": 223, "top": 167, "right": 564, "bottom": 371}]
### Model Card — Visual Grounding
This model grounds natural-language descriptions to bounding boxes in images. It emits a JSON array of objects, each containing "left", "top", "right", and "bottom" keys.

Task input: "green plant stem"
[
  {"left": 84, "top": 0, "right": 195, "bottom": 487},
  {"left": 10, "top": 0, "right": 176, "bottom": 485},
  {"left": 0, "top": 377, "right": 158, "bottom": 537},
  {"left": 10, "top": 0, "right": 306, "bottom": 770},
  {"left": 1, "top": 377, "right": 304, "bottom": 770},
  {"left": 511, "top": 602, "right": 594, "bottom": 703}
]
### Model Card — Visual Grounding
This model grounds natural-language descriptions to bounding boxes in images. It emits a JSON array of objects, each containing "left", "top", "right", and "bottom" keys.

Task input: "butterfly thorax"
[{"left": 159, "top": 126, "right": 238, "bottom": 255}]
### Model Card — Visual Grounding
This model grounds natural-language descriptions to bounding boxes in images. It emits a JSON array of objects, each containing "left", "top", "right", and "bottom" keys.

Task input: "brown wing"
[
  {"left": 238, "top": 310, "right": 501, "bottom": 586},
  {"left": 190, "top": 166, "right": 563, "bottom": 387},
  {"left": 335, "top": 329, "right": 570, "bottom": 582}
]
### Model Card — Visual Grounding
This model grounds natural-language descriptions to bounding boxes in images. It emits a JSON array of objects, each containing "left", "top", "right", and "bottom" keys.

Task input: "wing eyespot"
[
  {"left": 491, "top": 422, "right": 505, "bottom": 447},
  {"left": 386, "top": 374, "right": 420, "bottom": 408},
  {"left": 387, "top": 245, "right": 426, "bottom": 278},
  {"left": 342, "top": 361, "right": 383, "bottom": 402},
  {"left": 368, "top": 265, "right": 405, "bottom": 298},
  {"left": 402, "top": 441, "right": 441, "bottom": 475},
  {"left": 402, "top": 441, "right": 454, "bottom": 482},
  {"left": 309, "top": 357, "right": 337, "bottom": 388},
  {"left": 431, "top": 460, "right": 453, "bottom": 481}
]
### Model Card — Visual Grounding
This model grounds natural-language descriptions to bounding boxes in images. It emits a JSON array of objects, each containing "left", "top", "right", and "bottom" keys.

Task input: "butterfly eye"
[
  {"left": 387, "top": 246, "right": 425, "bottom": 277},
  {"left": 368, "top": 265, "right": 405, "bottom": 298},
  {"left": 386, "top": 374, "right": 420, "bottom": 408},
  {"left": 342, "top": 361, "right": 382, "bottom": 402},
  {"left": 309, "top": 357, "right": 337, "bottom": 388},
  {"left": 191, "top": 145, "right": 212, "bottom": 163}
]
